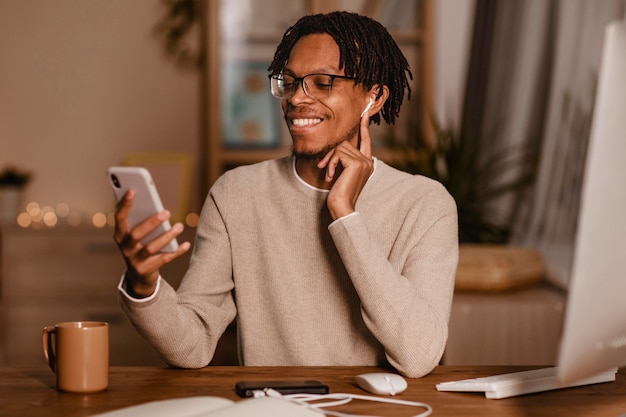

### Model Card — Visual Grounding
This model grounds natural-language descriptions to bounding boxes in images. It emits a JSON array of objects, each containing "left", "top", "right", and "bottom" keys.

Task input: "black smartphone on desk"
[{"left": 235, "top": 380, "right": 329, "bottom": 397}]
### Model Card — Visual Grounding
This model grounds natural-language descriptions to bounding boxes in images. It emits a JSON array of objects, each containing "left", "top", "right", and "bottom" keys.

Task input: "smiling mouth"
[{"left": 291, "top": 118, "right": 322, "bottom": 127}]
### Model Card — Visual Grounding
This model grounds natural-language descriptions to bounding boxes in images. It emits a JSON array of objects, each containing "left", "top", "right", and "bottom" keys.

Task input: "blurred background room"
[{"left": 1, "top": 0, "right": 625, "bottom": 367}]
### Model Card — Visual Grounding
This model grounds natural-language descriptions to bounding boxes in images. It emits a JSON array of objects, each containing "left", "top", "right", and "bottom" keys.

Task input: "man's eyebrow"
[{"left": 282, "top": 66, "right": 343, "bottom": 76}]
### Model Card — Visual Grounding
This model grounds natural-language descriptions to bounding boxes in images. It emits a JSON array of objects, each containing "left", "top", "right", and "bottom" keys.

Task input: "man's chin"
[
  {"left": 291, "top": 143, "right": 339, "bottom": 162},
  {"left": 291, "top": 148, "right": 326, "bottom": 162}
]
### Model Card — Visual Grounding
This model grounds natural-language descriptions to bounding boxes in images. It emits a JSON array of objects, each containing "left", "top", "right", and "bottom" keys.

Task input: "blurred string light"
[
  {"left": 185, "top": 212, "right": 199, "bottom": 227},
  {"left": 14, "top": 201, "right": 198, "bottom": 229},
  {"left": 92, "top": 212, "right": 108, "bottom": 228}
]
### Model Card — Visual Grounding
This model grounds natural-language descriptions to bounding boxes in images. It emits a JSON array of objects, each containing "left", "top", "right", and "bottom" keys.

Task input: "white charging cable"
[{"left": 253, "top": 389, "right": 432, "bottom": 417}]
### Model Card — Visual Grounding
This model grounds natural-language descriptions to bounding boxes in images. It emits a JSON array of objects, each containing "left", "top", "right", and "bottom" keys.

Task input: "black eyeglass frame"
[{"left": 269, "top": 73, "right": 357, "bottom": 99}]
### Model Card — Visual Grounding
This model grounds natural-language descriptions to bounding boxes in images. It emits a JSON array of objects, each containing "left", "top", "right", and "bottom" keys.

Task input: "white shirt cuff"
[
  {"left": 117, "top": 273, "right": 161, "bottom": 303},
  {"left": 328, "top": 211, "right": 360, "bottom": 229}
]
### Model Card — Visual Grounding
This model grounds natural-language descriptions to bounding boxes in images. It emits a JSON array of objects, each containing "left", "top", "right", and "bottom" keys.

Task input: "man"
[{"left": 114, "top": 11, "right": 458, "bottom": 378}]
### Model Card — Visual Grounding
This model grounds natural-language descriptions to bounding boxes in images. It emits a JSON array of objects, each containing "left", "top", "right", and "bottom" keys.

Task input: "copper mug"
[{"left": 42, "top": 321, "right": 109, "bottom": 393}]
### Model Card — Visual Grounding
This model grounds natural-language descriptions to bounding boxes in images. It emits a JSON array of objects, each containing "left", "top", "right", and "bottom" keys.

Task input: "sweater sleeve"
[
  {"left": 328, "top": 183, "right": 458, "bottom": 378},
  {"left": 118, "top": 179, "right": 237, "bottom": 368}
]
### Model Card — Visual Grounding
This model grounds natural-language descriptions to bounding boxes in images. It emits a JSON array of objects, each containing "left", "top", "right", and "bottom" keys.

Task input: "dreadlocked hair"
[{"left": 268, "top": 11, "right": 412, "bottom": 125}]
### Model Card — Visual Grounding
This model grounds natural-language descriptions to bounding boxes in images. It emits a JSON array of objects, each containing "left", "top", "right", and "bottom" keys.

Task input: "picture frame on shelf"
[{"left": 221, "top": 61, "right": 281, "bottom": 148}]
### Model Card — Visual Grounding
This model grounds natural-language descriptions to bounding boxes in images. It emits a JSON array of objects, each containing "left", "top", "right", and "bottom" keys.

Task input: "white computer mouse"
[{"left": 355, "top": 372, "right": 408, "bottom": 396}]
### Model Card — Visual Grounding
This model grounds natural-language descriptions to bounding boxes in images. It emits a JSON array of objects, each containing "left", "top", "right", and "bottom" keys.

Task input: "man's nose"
[{"left": 288, "top": 79, "right": 311, "bottom": 104}]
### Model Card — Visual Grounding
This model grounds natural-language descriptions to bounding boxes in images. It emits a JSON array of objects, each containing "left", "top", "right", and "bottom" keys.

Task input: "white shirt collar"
[{"left": 292, "top": 156, "right": 378, "bottom": 193}]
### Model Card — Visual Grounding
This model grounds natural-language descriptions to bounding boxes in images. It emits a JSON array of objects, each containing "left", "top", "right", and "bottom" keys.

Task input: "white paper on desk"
[
  {"left": 89, "top": 397, "right": 232, "bottom": 417},
  {"left": 89, "top": 396, "right": 319, "bottom": 417}
]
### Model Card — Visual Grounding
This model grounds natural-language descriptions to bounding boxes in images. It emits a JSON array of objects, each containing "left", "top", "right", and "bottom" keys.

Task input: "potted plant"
[
  {"left": 0, "top": 166, "right": 32, "bottom": 224},
  {"left": 388, "top": 123, "right": 538, "bottom": 243},
  {"left": 385, "top": 122, "right": 545, "bottom": 291}
]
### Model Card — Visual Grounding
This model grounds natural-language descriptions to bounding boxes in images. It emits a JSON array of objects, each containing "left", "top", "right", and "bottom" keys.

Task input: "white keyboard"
[{"left": 436, "top": 367, "right": 617, "bottom": 399}]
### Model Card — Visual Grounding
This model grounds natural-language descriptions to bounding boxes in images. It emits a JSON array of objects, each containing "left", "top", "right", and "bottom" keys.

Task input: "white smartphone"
[{"left": 107, "top": 166, "right": 179, "bottom": 253}]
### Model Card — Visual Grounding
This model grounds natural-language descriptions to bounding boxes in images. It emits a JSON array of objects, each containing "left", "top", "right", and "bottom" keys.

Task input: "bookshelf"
[{"left": 204, "top": 0, "right": 434, "bottom": 186}]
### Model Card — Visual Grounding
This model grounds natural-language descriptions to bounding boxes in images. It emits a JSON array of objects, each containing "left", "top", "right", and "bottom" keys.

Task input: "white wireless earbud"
[{"left": 361, "top": 97, "right": 375, "bottom": 117}]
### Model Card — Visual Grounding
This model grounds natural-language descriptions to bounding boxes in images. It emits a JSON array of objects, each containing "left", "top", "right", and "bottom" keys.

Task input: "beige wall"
[{"left": 0, "top": 0, "right": 199, "bottom": 218}]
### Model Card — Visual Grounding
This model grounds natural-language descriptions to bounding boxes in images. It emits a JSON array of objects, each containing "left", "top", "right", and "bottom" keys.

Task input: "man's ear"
[{"left": 368, "top": 85, "right": 389, "bottom": 114}]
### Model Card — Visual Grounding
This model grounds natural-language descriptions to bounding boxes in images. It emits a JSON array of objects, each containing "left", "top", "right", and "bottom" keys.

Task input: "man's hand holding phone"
[
  {"left": 114, "top": 190, "right": 190, "bottom": 298},
  {"left": 109, "top": 167, "right": 191, "bottom": 298}
]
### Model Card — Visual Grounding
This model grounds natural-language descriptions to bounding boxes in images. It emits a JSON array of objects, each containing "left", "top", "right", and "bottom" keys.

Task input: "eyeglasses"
[{"left": 269, "top": 73, "right": 356, "bottom": 99}]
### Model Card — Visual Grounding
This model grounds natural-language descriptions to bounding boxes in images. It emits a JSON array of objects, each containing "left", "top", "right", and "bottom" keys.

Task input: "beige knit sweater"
[{"left": 119, "top": 156, "right": 458, "bottom": 378}]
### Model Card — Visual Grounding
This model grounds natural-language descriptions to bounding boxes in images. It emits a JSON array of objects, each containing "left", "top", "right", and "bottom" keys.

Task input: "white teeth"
[{"left": 292, "top": 118, "right": 321, "bottom": 127}]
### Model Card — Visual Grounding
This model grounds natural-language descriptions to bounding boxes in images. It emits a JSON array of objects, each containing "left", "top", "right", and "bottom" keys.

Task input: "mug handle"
[{"left": 42, "top": 326, "right": 57, "bottom": 372}]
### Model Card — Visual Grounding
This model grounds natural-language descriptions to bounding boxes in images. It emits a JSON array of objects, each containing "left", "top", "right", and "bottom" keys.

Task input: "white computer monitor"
[{"left": 555, "top": 20, "right": 626, "bottom": 384}]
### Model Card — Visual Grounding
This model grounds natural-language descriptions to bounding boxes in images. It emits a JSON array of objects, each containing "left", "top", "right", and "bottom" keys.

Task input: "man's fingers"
[{"left": 359, "top": 113, "right": 373, "bottom": 159}]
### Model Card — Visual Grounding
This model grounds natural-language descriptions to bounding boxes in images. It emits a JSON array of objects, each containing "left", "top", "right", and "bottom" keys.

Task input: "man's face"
[{"left": 280, "top": 33, "right": 368, "bottom": 160}]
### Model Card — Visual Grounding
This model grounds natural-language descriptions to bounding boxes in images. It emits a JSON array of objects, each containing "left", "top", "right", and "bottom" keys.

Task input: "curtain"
[
  {"left": 523, "top": 0, "right": 625, "bottom": 288},
  {"left": 460, "top": 0, "right": 556, "bottom": 243},
  {"left": 463, "top": 0, "right": 626, "bottom": 288}
]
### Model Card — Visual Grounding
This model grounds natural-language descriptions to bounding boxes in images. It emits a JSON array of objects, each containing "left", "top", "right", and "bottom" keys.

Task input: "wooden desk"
[{"left": 1, "top": 366, "right": 625, "bottom": 417}]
